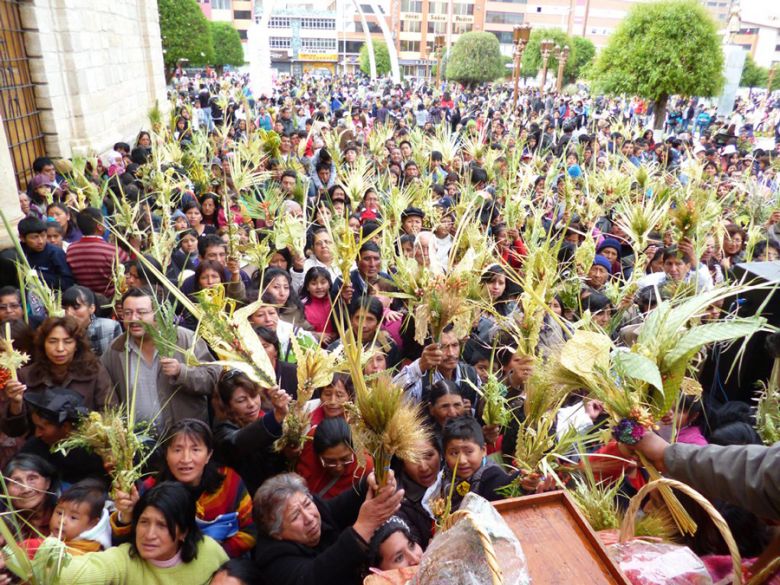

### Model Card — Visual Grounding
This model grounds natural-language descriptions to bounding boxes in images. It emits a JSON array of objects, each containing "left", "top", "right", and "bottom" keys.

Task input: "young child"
[
  {"left": 300, "top": 266, "right": 335, "bottom": 346},
  {"left": 437, "top": 416, "right": 517, "bottom": 509},
  {"left": 23, "top": 479, "right": 111, "bottom": 557}
]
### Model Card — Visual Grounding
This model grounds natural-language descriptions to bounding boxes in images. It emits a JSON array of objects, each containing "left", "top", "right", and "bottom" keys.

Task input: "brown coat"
[
  {"left": 100, "top": 326, "right": 220, "bottom": 429},
  {"left": 0, "top": 361, "right": 116, "bottom": 437}
]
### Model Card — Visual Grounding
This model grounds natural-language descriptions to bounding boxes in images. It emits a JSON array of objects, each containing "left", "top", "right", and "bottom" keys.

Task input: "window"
[
  {"left": 485, "top": 11, "right": 524, "bottom": 24},
  {"left": 452, "top": 22, "right": 472, "bottom": 34},
  {"left": 356, "top": 22, "right": 382, "bottom": 33},
  {"left": 300, "top": 18, "right": 336, "bottom": 29},
  {"left": 429, "top": 1, "right": 447, "bottom": 14},
  {"left": 401, "top": 20, "right": 421, "bottom": 32},
  {"left": 234, "top": 10, "right": 252, "bottom": 19},
  {"left": 269, "top": 16, "right": 290, "bottom": 28},
  {"left": 492, "top": 31, "right": 514, "bottom": 44},
  {"left": 212, "top": 0, "right": 230, "bottom": 9},
  {"left": 238, "top": 29, "right": 247, "bottom": 40},
  {"left": 491, "top": 0, "right": 527, "bottom": 4},
  {"left": 400, "top": 40, "right": 420, "bottom": 52},
  {"left": 360, "top": 4, "right": 374, "bottom": 13},
  {"left": 452, "top": 3, "right": 474, "bottom": 16},
  {"left": 301, "top": 37, "right": 337, "bottom": 52},
  {"left": 401, "top": 0, "right": 422, "bottom": 12},
  {"left": 536, "top": 6, "right": 542, "bottom": 12},
  {"left": 339, "top": 40, "right": 364, "bottom": 53},
  {"left": 427, "top": 21, "right": 446, "bottom": 34},
  {"left": 270, "top": 37, "right": 291, "bottom": 48}
]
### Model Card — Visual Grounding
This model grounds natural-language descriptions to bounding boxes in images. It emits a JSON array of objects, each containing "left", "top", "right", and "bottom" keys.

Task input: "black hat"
[
  {"left": 24, "top": 387, "right": 88, "bottom": 424},
  {"left": 401, "top": 207, "right": 424, "bottom": 220}
]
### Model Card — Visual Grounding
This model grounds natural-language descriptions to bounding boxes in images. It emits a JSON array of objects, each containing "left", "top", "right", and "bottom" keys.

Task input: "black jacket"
[
  {"left": 254, "top": 482, "right": 370, "bottom": 585},
  {"left": 212, "top": 412, "right": 287, "bottom": 495}
]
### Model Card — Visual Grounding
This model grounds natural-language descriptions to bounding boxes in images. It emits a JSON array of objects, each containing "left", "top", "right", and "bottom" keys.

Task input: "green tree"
[
  {"left": 210, "top": 22, "right": 244, "bottom": 70},
  {"left": 520, "top": 28, "right": 574, "bottom": 81},
  {"left": 158, "top": 0, "right": 215, "bottom": 69},
  {"left": 740, "top": 54, "right": 767, "bottom": 89},
  {"left": 446, "top": 32, "right": 505, "bottom": 86},
  {"left": 591, "top": 0, "right": 724, "bottom": 129},
  {"left": 570, "top": 36, "right": 596, "bottom": 81},
  {"left": 359, "top": 41, "right": 391, "bottom": 76}
]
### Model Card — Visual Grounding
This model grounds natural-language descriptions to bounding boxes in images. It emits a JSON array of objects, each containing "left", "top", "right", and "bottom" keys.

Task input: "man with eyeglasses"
[
  {"left": 101, "top": 287, "right": 220, "bottom": 430},
  {"left": 0, "top": 287, "right": 24, "bottom": 322}
]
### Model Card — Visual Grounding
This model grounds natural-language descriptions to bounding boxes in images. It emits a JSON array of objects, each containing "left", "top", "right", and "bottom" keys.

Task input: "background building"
[{"left": 198, "top": 0, "right": 254, "bottom": 56}]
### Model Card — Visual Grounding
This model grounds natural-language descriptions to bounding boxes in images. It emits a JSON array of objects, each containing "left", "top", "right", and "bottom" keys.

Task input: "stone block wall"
[{"left": 19, "top": 0, "right": 168, "bottom": 158}]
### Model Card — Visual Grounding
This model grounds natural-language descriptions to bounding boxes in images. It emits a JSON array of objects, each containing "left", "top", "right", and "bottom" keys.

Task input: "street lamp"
[
  {"left": 512, "top": 24, "right": 532, "bottom": 110},
  {"left": 556, "top": 44, "right": 570, "bottom": 93},
  {"left": 539, "top": 39, "right": 555, "bottom": 92},
  {"left": 435, "top": 34, "right": 445, "bottom": 86}
]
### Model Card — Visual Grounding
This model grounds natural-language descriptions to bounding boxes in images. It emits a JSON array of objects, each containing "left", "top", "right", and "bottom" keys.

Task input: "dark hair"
[
  {"left": 58, "top": 479, "right": 107, "bottom": 521},
  {"left": 34, "top": 315, "right": 98, "bottom": 378},
  {"left": 211, "top": 559, "right": 264, "bottom": 585},
  {"left": 32, "top": 157, "right": 54, "bottom": 174},
  {"left": 312, "top": 416, "right": 353, "bottom": 456},
  {"left": 198, "top": 193, "right": 220, "bottom": 219},
  {"left": 1, "top": 319, "right": 34, "bottom": 356},
  {"left": 18, "top": 216, "right": 47, "bottom": 236},
  {"left": 254, "top": 326, "right": 281, "bottom": 357},
  {"left": 181, "top": 201, "right": 202, "bottom": 217},
  {"left": 428, "top": 379, "right": 462, "bottom": 407},
  {"left": 198, "top": 234, "right": 226, "bottom": 259},
  {"left": 581, "top": 293, "right": 612, "bottom": 315},
  {"left": 369, "top": 517, "right": 418, "bottom": 569},
  {"left": 217, "top": 369, "right": 260, "bottom": 405},
  {"left": 193, "top": 259, "right": 227, "bottom": 293},
  {"left": 359, "top": 241, "right": 381, "bottom": 256},
  {"left": 261, "top": 268, "right": 304, "bottom": 312},
  {"left": 75, "top": 207, "right": 103, "bottom": 236},
  {"left": 442, "top": 416, "right": 485, "bottom": 449},
  {"left": 160, "top": 419, "right": 223, "bottom": 495},
  {"left": 754, "top": 239, "right": 780, "bottom": 260},
  {"left": 120, "top": 285, "right": 157, "bottom": 307},
  {"left": 269, "top": 247, "right": 293, "bottom": 270},
  {"left": 300, "top": 266, "right": 333, "bottom": 303},
  {"left": 0, "top": 286, "right": 22, "bottom": 303},
  {"left": 662, "top": 246, "right": 692, "bottom": 265},
  {"left": 61, "top": 285, "right": 96, "bottom": 310},
  {"left": 348, "top": 295, "right": 384, "bottom": 323},
  {"left": 129, "top": 482, "right": 203, "bottom": 563}
]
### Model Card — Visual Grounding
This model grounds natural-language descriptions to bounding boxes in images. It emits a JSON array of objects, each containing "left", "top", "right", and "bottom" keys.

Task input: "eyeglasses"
[
  {"left": 319, "top": 453, "right": 355, "bottom": 469},
  {"left": 221, "top": 369, "right": 243, "bottom": 382},
  {"left": 121, "top": 309, "right": 153, "bottom": 319},
  {"left": 0, "top": 303, "right": 21, "bottom": 311}
]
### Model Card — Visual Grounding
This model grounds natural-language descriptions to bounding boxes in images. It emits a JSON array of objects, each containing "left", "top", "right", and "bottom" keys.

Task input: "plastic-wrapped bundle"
[
  {"left": 608, "top": 541, "right": 713, "bottom": 585},
  {"left": 411, "top": 493, "right": 531, "bottom": 585}
]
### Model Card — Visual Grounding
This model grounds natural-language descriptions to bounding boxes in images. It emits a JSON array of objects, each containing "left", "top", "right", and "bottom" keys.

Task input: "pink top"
[
  {"left": 147, "top": 549, "right": 183, "bottom": 568},
  {"left": 381, "top": 309, "right": 404, "bottom": 348},
  {"left": 304, "top": 295, "right": 334, "bottom": 334},
  {"left": 677, "top": 425, "right": 708, "bottom": 446}
]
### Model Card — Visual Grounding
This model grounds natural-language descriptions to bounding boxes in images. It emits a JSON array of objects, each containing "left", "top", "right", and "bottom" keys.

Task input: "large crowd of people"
[{"left": 0, "top": 69, "right": 778, "bottom": 584}]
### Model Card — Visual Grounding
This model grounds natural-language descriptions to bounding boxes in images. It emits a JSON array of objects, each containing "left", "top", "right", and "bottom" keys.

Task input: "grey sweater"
[{"left": 665, "top": 442, "right": 780, "bottom": 521}]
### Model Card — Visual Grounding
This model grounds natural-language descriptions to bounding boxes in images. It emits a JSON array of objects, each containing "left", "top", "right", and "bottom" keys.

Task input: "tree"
[
  {"left": 569, "top": 36, "right": 596, "bottom": 82},
  {"left": 210, "top": 22, "right": 244, "bottom": 70},
  {"left": 359, "top": 41, "right": 391, "bottom": 76},
  {"left": 740, "top": 54, "right": 767, "bottom": 89},
  {"left": 520, "top": 28, "right": 575, "bottom": 81},
  {"left": 158, "top": 0, "right": 215, "bottom": 68},
  {"left": 591, "top": 0, "right": 723, "bottom": 129},
  {"left": 446, "top": 32, "right": 505, "bottom": 86}
]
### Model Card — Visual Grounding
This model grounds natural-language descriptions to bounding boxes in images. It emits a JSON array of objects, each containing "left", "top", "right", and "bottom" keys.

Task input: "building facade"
[
  {"left": 198, "top": 0, "right": 254, "bottom": 49},
  {"left": 0, "top": 0, "right": 167, "bottom": 247}
]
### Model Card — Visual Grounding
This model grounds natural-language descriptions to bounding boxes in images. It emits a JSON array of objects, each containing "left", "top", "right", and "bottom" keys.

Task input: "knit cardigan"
[{"left": 113, "top": 467, "right": 256, "bottom": 558}]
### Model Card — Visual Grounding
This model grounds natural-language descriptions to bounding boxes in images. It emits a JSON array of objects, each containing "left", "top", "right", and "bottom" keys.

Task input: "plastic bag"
[
  {"left": 608, "top": 540, "right": 713, "bottom": 585},
  {"left": 411, "top": 493, "right": 531, "bottom": 585}
]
